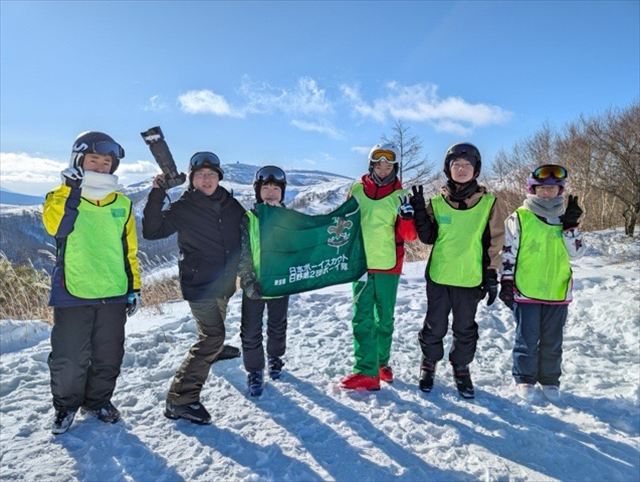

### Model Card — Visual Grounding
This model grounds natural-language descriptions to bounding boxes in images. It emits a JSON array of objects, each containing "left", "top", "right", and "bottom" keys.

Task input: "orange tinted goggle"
[{"left": 370, "top": 149, "right": 397, "bottom": 164}]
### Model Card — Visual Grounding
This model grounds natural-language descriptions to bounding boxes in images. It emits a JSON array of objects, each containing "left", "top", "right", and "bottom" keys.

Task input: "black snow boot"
[
  {"left": 268, "top": 356, "right": 284, "bottom": 380},
  {"left": 452, "top": 364, "right": 475, "bottom": 399},
  {"left": 248, "top": 370, "right": 264, "bottom": 397},
  {"left": 51, "top": 408, "right": 77, "bottom": 435},
  {"left": 214, "top": 344, "right": 241, "bottom": 362},
  {"left": 82, "top": 401, "right": 121, "bottom": 424},
  {"left": 164, "top": 401, "right": 212, "bottom": 425},
  {"left": 419, "top": 357, "right": 437, "bottom": 392}
]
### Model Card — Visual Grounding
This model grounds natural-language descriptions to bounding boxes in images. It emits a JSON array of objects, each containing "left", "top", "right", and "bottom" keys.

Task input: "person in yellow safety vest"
[
  {"left": 499, "top": 164, "right": 585, "bottom": 403},
  {"left": 340, "top": 142, "right": 418, "bottom": 391},
  {"left": 42, "top": 131, "right": 141, "bottom": 435},
  {"left": 410, "top": 143, "right": 508, "bottom": 399}
]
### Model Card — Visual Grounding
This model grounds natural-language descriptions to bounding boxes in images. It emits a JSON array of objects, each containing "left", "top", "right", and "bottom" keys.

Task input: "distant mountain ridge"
[
  {"left": 0, "top": 163, "right": 354, "bottom": 271},
  {"left": 0, "top": 189, "right": 44, "bottom": 206}
]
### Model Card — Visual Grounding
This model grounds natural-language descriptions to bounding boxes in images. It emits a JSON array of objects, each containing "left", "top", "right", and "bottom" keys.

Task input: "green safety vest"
[
  {"left": 350, "top": 183, "right": 406, "bottom": 270},
  {"left": 428, "top": 193, "right": 495, "bottom": 287},
  {"left": 64, "top": 195, "right": 131, "bottom": 299},
  {"left": 515, "top": 207, "right": 572, "bottom": 301}
]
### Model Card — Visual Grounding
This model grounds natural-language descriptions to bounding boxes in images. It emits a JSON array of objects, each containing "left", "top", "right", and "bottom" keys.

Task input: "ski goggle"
[
  {"left": 79, "top": 140, "right": 125, "bottom": 160},
  {"left": 532, "top": 164, "right": 567, "bottom": 181},
  {"left": 255, "top": 165, "right": 286, "bottom": 184},
  {"left": 190, "top": 152, "right": 221, "bottom": 170},
  {"left": 369, "top": 149, "right": 398, "bottom": 164}
]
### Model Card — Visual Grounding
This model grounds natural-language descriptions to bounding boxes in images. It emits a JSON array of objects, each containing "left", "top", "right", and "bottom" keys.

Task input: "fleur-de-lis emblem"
[{"left": 327, "top": 217, "right": 353, "bottom": 248}]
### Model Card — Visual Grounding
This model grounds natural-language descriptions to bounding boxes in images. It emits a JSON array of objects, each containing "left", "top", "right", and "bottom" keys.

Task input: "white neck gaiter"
[{"left": 81, "top": 171, "right": 122, "bottom": 201}]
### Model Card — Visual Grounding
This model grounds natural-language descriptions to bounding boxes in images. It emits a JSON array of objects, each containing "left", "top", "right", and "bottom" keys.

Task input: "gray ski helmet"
[
  {"left": 70, "top": 131, "right": 125, "bottom": 173},
  {"left": 444, "top": 142, "right": 481, "bottom": 179},
  {"left": 253, "top": 165, "right": 287, "bottom": 203}
]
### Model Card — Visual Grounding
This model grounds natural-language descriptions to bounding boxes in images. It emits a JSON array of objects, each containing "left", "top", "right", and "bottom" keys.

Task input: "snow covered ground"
[{"left": 1, "top": 229, "right": 638, "bottom": 481}]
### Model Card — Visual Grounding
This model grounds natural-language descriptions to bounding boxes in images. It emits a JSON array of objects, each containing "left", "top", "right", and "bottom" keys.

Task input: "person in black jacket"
[{"left": 142, "top": 151, "right": 245, "bottom": 424}]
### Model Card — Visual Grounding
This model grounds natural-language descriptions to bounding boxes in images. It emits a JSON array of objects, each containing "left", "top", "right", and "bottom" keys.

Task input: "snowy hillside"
[
  {"left": 1, "top": 229, "right": 638, "bottom": 481},
  {"left": 0, "top": 163, "right": 353, "bottom": 272}
]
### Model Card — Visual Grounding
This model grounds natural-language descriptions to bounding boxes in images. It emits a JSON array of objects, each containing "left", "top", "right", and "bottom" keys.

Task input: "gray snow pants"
[
  {"left": 167, "top": 297, "right": 228, "bottom": 405},
  {"left": 240, "top": 294, "right": 289, "bottom": 372},
  {"left": 49, "top": 303, "right": 127, "bottom": 411}
]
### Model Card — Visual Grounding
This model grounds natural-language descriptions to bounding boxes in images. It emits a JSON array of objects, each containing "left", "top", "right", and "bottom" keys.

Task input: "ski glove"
[
  {"left": 61, "top": 166, "right": 84, "bottom": 189},
  {"left": 499, "top": 278, "right": 515, "bottom": 310},
  {"left": 244, "top": 281, "right": 262, "bottom": 301},
  {"left": 126, "top": 292, "right": 141, "bottom": 317},
  {"left": 398, "top": 195, "right": 415, "bottom": 220},
  {"left": 482, "top": 269, "right": 498, "bottom": 306},
  {"left": 409, "top": 185, "right": 426, "bottom": 211},
  {"left": 560, "top": 195, "right": 583, "bottom": 230}
]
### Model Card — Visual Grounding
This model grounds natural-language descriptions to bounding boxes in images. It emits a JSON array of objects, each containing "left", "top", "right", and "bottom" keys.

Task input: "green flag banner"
[{"left": 255, "top": 197, "right": 367, "bottom": 297}]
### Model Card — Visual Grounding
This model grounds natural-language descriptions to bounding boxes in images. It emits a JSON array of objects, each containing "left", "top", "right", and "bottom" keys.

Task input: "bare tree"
[
  {"left": 382, "top": 120, "right": 435, "bottom": 187},
  {"left": 583, "top": 104, "right": 640, "bottom": 236}
]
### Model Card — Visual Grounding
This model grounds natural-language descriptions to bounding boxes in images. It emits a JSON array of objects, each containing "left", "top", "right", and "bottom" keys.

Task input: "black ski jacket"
[{"left": 142, "top": 186, "right": 245, "bottom": 301}]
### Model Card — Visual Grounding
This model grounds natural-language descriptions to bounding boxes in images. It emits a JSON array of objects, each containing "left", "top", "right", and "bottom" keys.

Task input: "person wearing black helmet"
[
  {"left": 237, "top": 165, "right": 291, "bottom": 397},
  {"left": 410, "top": 142, "right": 507, "bottom": 399},
  {"left": 142, "top": 151, "right": 245, "bottom": 424},
  {"left": 43, "top": 131, "right": 141, "bottom": 434}
]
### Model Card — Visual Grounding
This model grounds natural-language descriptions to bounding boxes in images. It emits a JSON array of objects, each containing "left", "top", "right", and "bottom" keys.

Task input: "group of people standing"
[{"left": 42, "top": 130, "right": 585, "bottom": 434}]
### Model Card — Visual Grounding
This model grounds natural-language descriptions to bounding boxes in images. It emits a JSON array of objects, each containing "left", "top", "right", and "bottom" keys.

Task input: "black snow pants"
[
  {"left": 418, "top": 277, "right": 481, "bottom": 367},
  {"left": 240, "top": 294, "right": 289, "bottom": 372},
  {"left": 49, "top": 303, "right": 127, "bottom": 411}
]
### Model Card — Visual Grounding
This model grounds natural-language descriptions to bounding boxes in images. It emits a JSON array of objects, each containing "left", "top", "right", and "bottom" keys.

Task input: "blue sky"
[{"left": 1, "top": 0, "right": 638, "bottom": 195}]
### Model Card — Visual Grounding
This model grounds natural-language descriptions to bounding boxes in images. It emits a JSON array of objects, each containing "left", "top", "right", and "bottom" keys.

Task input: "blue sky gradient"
[{"left": 1, "top": 1, "right": 638, "bottom": 194}]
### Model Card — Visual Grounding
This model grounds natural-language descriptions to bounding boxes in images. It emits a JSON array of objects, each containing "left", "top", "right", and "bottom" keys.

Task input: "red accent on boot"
[
  {"left": 340, "top": 373, "right": 381, "bottom": 391},
  {"left": 379, "top": 365, "right": 394, "bottom": 383}
]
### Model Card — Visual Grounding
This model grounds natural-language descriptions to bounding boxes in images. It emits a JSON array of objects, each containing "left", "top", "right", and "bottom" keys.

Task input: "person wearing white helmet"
[
  {"left": 340, "top": 142, "right": 418, "bottom": 391},
  {"left": 43, "top": 131, "right": 141, "bottom": 434}
]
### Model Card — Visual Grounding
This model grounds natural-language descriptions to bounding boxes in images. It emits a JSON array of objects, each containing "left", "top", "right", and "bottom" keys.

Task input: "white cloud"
[
  {"left": 291, "top": 119, "right": 343, "bottom": 139},
  {"left": 350, "top": 146, "right": 371, "bottom": 155},
  {"left": 178, "top": 90, "right": 243, "bottom": 117},
  {"left": 0, "top": 152, "right": 160, "bottom": 196},
  {"left": 115, "top": 160, "right": 161, "bottom": 185},
  {"left": 143, "top": 95, "right": 168, "bottom": 112},
  {"left": 240, "top": 76, "right": 332, "bottom": 116},
  {"left": 341, "top": 82, "right": 512, "bottom": 134}
]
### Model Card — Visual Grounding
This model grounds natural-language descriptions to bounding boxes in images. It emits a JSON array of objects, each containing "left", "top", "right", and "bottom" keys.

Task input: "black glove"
[
  {"left": 482, "top": 269, "right": 498, "bottom": 306},
  {"left": 409, "top": 185, "right": 426, "bottom": 211},
  {"left": 560, "top": 195, "right": 583, "bottom": 230},
  {"left": 61, "top": 166, "right": 84, "bottom": 189},
  {"left": 244, "top": 281, "right": 262, "bottom": 300},
  {"left": 499, "top": 278, "right": 515, "bottom": 310},
  {"left": 398, "top": 194, "right": 415, "bottom": 220}
]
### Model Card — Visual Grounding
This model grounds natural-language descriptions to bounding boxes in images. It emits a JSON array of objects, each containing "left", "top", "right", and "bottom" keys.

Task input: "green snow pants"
[{"left": 351, "top": 272, "right": 400, "bottom": 376}]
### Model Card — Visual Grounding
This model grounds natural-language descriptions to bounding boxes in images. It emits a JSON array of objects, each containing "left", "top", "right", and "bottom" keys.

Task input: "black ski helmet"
[
  {"left": 443, "top": 142, "right": 481, "bottom": 179},
  {"left": 70, "top": 131, "right": 125, "bottom": 174},
  {"left": 188, "top": 151, "right": 224, "bottom": 186},
  {"left": 253, "top": 165, "right": 287, "bottom": 203}
]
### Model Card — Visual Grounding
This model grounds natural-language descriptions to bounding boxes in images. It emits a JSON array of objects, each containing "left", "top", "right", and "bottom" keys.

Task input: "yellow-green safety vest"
[
  {"left": 515, "top": 207, "right": 572, "bottom": 301},
  {"left": 350, "top": 183, "right": 406, "bottom": 270},
  {"left": 64, "top": 195, "right": 132, "bottom": 299},
  {"left": 428, "top": 193, "right": 495, "bottom": 287}
]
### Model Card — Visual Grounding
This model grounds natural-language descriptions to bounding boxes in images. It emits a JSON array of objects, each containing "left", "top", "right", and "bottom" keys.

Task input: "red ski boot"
[{"left": 340, "top": 373, "right": 381, "bottom": 391}]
